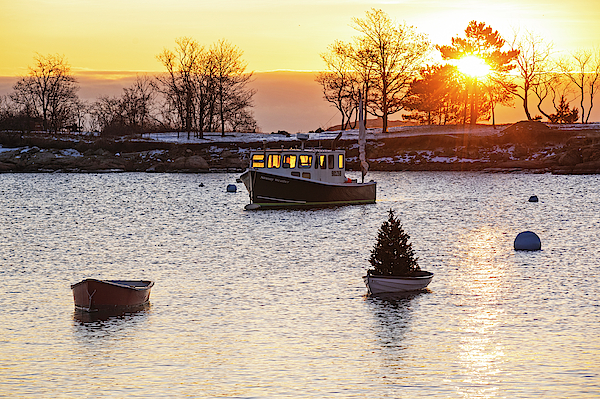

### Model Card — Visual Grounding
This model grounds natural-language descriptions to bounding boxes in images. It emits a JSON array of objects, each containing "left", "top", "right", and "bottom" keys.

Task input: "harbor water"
[{"left": 0, "top": 172, "right": 598, "bottom": 398}]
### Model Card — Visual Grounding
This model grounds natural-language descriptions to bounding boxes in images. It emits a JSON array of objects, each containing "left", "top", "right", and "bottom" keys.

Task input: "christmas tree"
[{"left": 368, "top": 209, "right": 420, "bottom": 276}]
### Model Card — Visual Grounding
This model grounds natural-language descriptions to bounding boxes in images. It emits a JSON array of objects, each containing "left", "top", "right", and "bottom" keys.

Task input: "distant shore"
[{"left": 1, "top": 121, "right": 600, "bottom": 174}]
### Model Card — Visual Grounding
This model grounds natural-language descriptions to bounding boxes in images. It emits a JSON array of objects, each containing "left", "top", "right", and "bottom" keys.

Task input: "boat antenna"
[{"left": 358, "top": 91, "right": 369, "bottom": 184}]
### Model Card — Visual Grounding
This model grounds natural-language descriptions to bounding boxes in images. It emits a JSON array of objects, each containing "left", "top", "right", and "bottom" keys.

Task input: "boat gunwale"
[
  {"left": 363, "top": 271, "right": 434, "bottom": 280},
  {"left": 70, "top": 279, "right": 154, "bottom": 291}
]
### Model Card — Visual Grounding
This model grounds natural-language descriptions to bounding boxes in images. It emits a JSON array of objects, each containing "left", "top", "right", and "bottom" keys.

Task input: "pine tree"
[{"left": 368, "top": 209, "right": 420, "bottom": 276}]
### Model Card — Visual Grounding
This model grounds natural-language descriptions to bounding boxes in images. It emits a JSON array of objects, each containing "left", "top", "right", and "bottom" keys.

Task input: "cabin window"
[
  {"left": 283, "top": 154, "right": 297, "bottom": 168},
  {"left": 338, "top": 154, "right": 344, "bottom": 169},
  {"left": 328, "top": 155, "right": 334, "bottom": 169},
  {"left": 319, "top": 155, "right": 326, "bottom": 169},
  {"left": 267, "top": 154, "right": 281, "bottom": 168},
  {"left": 299, "top": 154, "right": 312, "bottom": 168},
  {"left": 252, "top": 154, "right": 265, "bottom": 168},
  {"left": 302, "top": 172, "right": 311, "bottom": 179}
]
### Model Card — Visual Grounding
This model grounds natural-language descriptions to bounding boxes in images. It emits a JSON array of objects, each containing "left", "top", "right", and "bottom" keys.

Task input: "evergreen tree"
[
  {"left": 368, "top": 209, "right": 420, "bottom": 276},
  {"left": 549, "top": 95, "right": 579, "bottom": 124}
]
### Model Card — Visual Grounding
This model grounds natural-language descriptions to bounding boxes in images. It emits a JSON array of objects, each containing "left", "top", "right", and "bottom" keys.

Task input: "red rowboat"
[{"left": 71, "top": 279, "right": 154, "bottom": 312}]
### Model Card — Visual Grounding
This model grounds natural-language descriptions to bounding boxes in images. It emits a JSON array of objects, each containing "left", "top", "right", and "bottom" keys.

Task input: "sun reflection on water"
[{"left": 452, "top": 227, "right": 510, "bottom": 398}]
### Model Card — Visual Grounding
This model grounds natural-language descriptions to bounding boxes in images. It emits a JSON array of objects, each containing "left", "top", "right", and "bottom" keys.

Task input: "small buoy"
[
  {"left": 226, "top": 184, "right": 237, "bottom": 192},
  {"left": 528, "top": 195, "right": 538, "bottom": 202},
  {"left": 514, "top": 231, "right": 541, "bottom": 251},
  {"left": 245, "top": 203, "right": 261, "bottom": 210},
  {"left": 199, "top": 183, "right": 204, "bottom": 187}
]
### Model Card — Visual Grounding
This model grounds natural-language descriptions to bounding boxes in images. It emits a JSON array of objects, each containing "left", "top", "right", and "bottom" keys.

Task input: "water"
[{"left": 0, "top": 172, "right": 598, "bottom": 398}]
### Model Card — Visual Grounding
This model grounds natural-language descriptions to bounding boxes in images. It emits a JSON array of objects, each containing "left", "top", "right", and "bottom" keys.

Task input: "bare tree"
[
  {"left": 11, "top": 53, "right": 79, "bottom": 132},
  {"left": 348, "top": 42, "right": 378, "bottom": 127},
  {"left": 316, "top": 41, "right": 360, "bottom": 130},
  {"left": 558, "top": 49, "right": 600, "bottom": 123},
  {"left": 210, "top": 39, "right": 255, "bottom": 136},
  {"left": 156, "top": 37, "right": 204, "bottom": 138},
  {"left": 121, "top": 75, "right": 156, "bottom": 134},
  {"left": 509, "top": 30, "right": 553, "bottom": 120},
  {"left": 351, "top": 9, "right": 430, "bottom": 133},
  {"left": 90, "top": 95, "right": 123, "bottom": 135}
]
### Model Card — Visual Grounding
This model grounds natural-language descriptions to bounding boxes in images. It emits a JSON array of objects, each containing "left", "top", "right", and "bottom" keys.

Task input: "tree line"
[
  {"left": 0, "top": 38, "right": 256, "bottom": 137},
  {"left": 317, "top": 9, "right": 600, "bottom": 131}
]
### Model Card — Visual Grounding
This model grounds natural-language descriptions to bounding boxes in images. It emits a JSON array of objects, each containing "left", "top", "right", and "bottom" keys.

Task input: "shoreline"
[{"left": 2, "top": 121, "right": 600, "bottom": 175}]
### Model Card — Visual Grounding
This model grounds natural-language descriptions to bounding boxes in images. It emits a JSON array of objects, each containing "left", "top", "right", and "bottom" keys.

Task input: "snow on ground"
[
  {"left": 139, "top": 123, "right": 599, "bottom": 144},
  {"left": 140, "top": 124, "right": 509, "bottom": 144}
]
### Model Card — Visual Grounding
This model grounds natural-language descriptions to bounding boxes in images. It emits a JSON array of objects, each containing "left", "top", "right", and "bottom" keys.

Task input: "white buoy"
[
  {"left": 514, "top": 231, "right": 541, "bottom": 251},
  {"left": 528, "top": 195, "right": 539, "bottom": 202}
]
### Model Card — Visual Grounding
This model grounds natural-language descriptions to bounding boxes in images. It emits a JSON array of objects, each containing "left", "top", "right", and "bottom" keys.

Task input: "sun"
[{"left": 456, "top": 55, "right": 491, "bottom": 78}]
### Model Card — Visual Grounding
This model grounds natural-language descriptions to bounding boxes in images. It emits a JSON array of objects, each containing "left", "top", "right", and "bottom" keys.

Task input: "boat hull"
[
  {"left": 363, "top": 271, "right": 434, "bottom": 295},
  {"left": 71, "top": 279, "right": 154, "bottom": 312},
  {"left": 240, "top": 169, "right": 376, "bottom": 209}
]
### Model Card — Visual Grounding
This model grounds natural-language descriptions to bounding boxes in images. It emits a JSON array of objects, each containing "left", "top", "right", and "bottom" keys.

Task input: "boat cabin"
[{"left": 249, "top": 148, "right": 348, "bottom": 184}]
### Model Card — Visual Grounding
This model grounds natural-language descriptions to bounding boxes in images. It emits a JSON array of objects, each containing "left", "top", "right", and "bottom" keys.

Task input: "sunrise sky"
[{"left": 1, "top": 0, "right": 599, "bottom": 131}]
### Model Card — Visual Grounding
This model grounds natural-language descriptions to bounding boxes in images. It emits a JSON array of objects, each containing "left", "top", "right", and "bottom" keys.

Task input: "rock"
[
  {"left": 27, "top": 151, "right": 57, "bottom": 165},
  {"left": 512, "top": 144, "right": 529, "bottom": 159},
  {"left": 185, "top": 155, "right": 209, "bottom": 170},
  {"left": 0, "top": 150, "right": 20, "bottom": 163},
  {"left": 171, "top": 155, "right": 209, "bottom": 171},
  {"left": 558, "top": 149, "right": 582, "bottom": 166},
  {"left": 581, "top": 148, "right": 600, "bottom": 163},
  {"left": 0, "top": 162, "right": 14, "bottom": 171}
]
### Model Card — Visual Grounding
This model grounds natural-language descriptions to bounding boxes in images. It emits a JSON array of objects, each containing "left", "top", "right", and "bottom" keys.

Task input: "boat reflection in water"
[{"left": 73, "top": 303, "right": 151, "bottom": 325}]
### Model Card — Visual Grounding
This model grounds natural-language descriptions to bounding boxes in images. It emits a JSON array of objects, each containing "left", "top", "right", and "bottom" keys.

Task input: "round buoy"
[
  {"left": 528, "top": 195, "right": 538, "bottom": 202},
  {"left": 514, "top": 231, "right": 541, "bottom": 251},
  {"left": 226, "top": 184, "right": 237, "bottom": 192}
]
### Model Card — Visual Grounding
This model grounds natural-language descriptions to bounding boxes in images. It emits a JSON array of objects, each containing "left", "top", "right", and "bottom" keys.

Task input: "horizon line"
[{"left": 0, "top": 68, "right": 323, "bottom": 79}]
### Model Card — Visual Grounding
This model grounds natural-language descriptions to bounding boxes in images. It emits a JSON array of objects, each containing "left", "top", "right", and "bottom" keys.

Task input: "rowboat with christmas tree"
[
  {"left": 363, "top": 270, "right": 434, "bottom": 295},
  {"left": 363, "top": 210, "right": 434, "bottom": 295}
]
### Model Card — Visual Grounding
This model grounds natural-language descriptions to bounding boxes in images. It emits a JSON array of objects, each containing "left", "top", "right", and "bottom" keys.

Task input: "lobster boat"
[{"left": 240, "top": 134, "right": 376, "bottom": 209}]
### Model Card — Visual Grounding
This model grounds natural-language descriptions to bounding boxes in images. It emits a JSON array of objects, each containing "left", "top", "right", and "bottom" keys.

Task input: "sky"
[{"left": 1, "top": 0, "right": 599, "bottom": 131}]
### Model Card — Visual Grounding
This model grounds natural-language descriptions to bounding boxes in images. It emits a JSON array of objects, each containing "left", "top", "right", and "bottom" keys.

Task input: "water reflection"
[
  {"left": 73, "top": 304, "right": 151, "bottom": 335},
  {"left": 365, "top": 291, "right": 426, "bottom": 382},
  {"left": 452, "top": 227, "right": 508, "bottom": 398}
]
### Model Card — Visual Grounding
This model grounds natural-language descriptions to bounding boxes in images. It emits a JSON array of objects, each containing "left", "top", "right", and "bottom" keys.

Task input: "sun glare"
[{"left": 456, "top": 55, "right": 491, "bottom": 78}]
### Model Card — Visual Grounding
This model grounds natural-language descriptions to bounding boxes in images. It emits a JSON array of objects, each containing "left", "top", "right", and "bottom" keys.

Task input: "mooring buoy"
[
  {"left": 514, "top": 231, "right": 541, "bottom": 251},
  {"left": 528, "top": 195, "right": 539, "bottom": 202},
  {"left": 226, "top": 184, "right": 237, "bottom": 192}
]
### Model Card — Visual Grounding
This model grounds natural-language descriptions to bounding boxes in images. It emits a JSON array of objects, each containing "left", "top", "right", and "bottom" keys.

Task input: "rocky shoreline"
[{"left": 1, "top": 121, "right": 600, "bottom": 174}]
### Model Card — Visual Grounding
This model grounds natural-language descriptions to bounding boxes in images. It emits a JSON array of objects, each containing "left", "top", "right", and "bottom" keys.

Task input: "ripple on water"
[{"left": 0, "top": 172, "right": 598, "bottom": 398}]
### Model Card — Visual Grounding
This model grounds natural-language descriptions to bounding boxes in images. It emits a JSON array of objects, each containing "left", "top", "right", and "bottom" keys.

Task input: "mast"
[{"left": 358, "top": 91, "right": 369, "bottom": 183}]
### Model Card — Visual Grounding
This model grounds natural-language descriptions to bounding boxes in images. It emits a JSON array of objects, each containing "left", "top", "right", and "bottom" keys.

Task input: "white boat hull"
[{"left": 363, "top": 271, "right": 434, "bottom": 295}]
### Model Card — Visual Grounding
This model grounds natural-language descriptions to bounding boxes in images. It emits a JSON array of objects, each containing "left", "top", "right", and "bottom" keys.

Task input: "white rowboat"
[{"left": 363, "top": 271, "right": 434, "bottom": 295}]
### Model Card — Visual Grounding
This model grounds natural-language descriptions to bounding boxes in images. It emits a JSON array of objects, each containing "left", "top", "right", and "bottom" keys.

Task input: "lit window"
[
  {"left": 338, "top": 154, "right": 344, "bottom": 169},
  {"left": 319, "top": 155, "right": 326, "bottom": 169},
  {"left": 283, "top": 154, "right": 297, "bottom": 168},
  {"left": 267, "top": 154, "right": 281, "bottom": 168},
  {"left": 299, "top": 154, "right": 312, "bottom": 168},
  {"left": 252, "top": 154, "right": 265, "bottom": 168}
]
